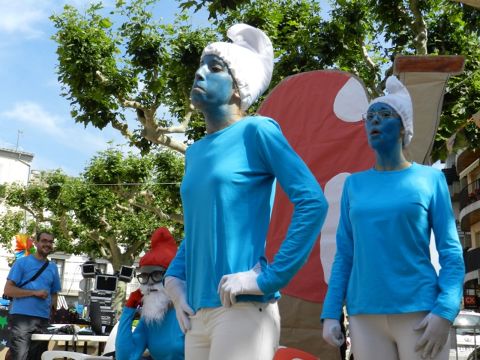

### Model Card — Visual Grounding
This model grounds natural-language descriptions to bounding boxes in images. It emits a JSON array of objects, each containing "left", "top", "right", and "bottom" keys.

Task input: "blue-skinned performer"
[
  {"left": 116, "top": 227, "right": 184, "bottom": 360},
  {"left": 163, "top": 23, "right": 328, "bottom": 360},
  {"left": 321, "top": 76, "right": 464, "bottom": 360}
]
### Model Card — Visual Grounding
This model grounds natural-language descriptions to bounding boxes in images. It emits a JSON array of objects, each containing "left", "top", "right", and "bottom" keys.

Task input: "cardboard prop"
[{"left": 259, "top": 70, "right": 373, "bottom": 359}]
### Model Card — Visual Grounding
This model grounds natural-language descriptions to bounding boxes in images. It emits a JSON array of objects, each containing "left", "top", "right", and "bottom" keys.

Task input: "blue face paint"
[
  {"left": 190, "top": 54, "right": 235, "bottom": 123},
  {"left": 364, "top": 102, "right": 403, "bottom": 152}
]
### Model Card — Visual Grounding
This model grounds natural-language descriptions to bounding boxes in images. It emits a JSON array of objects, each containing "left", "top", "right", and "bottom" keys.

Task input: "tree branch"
[
  {"left": 106, "top": 235, "right": 121, "bottom": 261},
  {"left": 110, "top": 118, "right": 135, "bottom": 141},
  {"left": 54, "top": 215, "right": 71, "bottom": 240},
  {"left": 84, "top": 230, "right": 111, "bottom": 258},
  {"left": 148, "top": 133, "right": 187, "bottom": 154},
  {"left": 95, "top": 63, "right": 190, "bottom": 156},
  {"left": 99, "top": 246, "right": 109, "bottom": 258},
  {"left": 125, "top": 239, "right": 147, "bottom": 260},
  {"left": 130, "top": 200, "right": 183, "bottom": 224},
  {"left": 139, "top": 112, "right": 188, "bottom": 153},
  {"left": 162, "top": 110, "right": 193, "bottom": 133},
  {"left": 115, "top": 203, "right": 130, "bottom": 212},
  {"left": 408, "top": 0, "right": 427, "bottom": 55},
  {"left": 122, "top": 99, "right": 145, "bottom": 110},
  {"left": 96, "top": 68, "right": 189, "bottom": 153},
  {"left": 99, "top": 210, "right": 113, "bottom": 232},
  {"left": 360, "top": 43, "right": 377, "bottom": 71}
]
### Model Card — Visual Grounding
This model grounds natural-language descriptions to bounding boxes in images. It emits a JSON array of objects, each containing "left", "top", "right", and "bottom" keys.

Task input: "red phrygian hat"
[{"left": 139, "top": 227, "right": 177, "bottom": 268}]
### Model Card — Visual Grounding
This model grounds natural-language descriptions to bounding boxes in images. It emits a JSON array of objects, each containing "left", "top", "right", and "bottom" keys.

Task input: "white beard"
[{"left": 139, "top": 283, "right": 171, "bottom": 325}]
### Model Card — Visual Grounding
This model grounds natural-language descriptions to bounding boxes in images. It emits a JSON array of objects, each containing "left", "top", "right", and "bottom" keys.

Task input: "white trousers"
[
  {"left": 349, "top": 312, "right": 450, "bottom": 360},
  {"left": 185, "top": 302, "right": 280, "bottom": 360}
]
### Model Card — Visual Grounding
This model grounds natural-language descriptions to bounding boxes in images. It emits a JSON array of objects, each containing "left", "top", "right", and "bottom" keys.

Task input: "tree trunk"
[
  {"left": 109, "top": 251, "right": 134, "bottom": 320},
  {"left": 112, "top": 281, "right": 127, "bottom": 320},
  {"left": 409, "top": 0, "right": 428, "bottom": 55}
]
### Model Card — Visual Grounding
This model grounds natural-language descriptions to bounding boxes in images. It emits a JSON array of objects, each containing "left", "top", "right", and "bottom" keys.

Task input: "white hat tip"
[
  {"left": 386, "top": 76, "right": 405, "bottom": 94},
  {"left": 202, "top": 24, "right": 274, "bottom": 111}
]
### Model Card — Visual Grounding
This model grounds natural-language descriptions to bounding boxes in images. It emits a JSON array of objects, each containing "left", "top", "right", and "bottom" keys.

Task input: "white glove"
[
  {"left": 164, "top": 276, "right": 194, "bottom": 333},
  {"left": 414, "top": 313, "right": 451, "bottom": 359},
  {"left": 217, "top": 264, "right": 263, "bottom": 307},
  {"left": 322, "top": 319, "right": 345, "bottom": 347}
]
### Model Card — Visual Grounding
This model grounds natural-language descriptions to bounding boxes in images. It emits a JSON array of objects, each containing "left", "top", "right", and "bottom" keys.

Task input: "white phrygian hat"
[
  {"left": 201, "top": 23, "right": 274, "bottom": 111},
  {"left": 370, "top": 76, "right": 414, "bottom": 147}
]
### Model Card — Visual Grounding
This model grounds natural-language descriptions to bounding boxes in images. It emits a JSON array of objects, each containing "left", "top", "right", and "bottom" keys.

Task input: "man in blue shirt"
[{"left": 4, "top": 231, "right": 61, "bottom": 360}]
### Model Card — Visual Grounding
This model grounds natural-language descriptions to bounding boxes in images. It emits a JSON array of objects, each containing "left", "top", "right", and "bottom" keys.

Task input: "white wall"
[
  {"left": 0, "top": 148, "right": 32, "bottom": 186},
  {"left": 0, "top": 148, "right": 33, "bottom": 294},
  {"left": 0, "top": 247, "right": 13, "bottom": 295}
]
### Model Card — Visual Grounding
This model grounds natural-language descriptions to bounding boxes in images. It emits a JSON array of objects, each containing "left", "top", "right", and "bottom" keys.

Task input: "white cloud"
[
  {"left": 1, "top": 101, "right": 111, "bottom": 155},
  {"left": 0, "top": 0, "right": 109, "bottom": 39},
  {"left": 0, "top": 0, "right": 50, "bottom": 38}
]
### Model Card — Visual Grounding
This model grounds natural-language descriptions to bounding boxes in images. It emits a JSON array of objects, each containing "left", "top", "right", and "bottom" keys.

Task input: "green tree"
[
  {"left": 51, "top": 0, "right": 480, "bottom": 161},
  {"left": 204, "top": 0, "right": 480, "bottom": 160},
  {"left": 0, "top": 148, "right": 183, "bottom": 267},
  {"left": 51, "top": 1, "right": 217, "bottom": 153},
  {"left": 0, "top": 148, "right": 183, "bottom": 312}
]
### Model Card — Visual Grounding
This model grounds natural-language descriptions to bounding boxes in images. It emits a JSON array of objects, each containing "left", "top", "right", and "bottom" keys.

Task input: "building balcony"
[
  {"left": 456, "top": 148, "right": 479, "bottom": 175},
  {"left": 459, "top": 179, "right": 480, "bottom": 231},
  {"left": 464, "top": 247, "right": 480, "bottom": 284}
]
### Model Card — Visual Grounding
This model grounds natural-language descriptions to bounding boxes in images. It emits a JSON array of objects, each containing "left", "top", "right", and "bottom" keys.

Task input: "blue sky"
[
  {"left": 0, "top": 1, "right": 337, "bottom": 177},
  {"left": 0, "top": 0, "right": 208, "bottom": 176}
]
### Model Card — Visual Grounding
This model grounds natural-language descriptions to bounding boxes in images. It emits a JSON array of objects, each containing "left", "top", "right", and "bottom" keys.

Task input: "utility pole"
[{"left": 14, "top": 130, "right": 31, "bottom": 232}]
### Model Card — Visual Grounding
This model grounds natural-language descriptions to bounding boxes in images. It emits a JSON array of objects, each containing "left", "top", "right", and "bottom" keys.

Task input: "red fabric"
[
  {"left": 273, "top": 347, "right": 318, "bottom": 360},
  {"left": 125, "top": 289, "right": 143, "bottom": 308},
  {"left": 258, "top": 70, "right": 375, "bottom": 303},
  {"left": 139, "top": 227, "right": 177, "bottom": 268}
]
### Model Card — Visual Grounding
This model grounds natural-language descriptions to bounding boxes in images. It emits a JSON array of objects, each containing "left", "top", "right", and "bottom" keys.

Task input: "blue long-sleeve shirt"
[
  {"left": 166, "top": 116, "right": 328, "bottom": 311},
  {"left": 115, "top": 307, "right": 184, "bottom": 360},
  {"left": 322, "top": 163, "right": 464, "bottom": 322}
]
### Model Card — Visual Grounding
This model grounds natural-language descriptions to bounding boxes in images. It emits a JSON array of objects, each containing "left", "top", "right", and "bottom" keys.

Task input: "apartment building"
[
  {"left": 457, "top": 149, "right": 480, "bottom": 309},
  {"left": 0, "top": 147, "right": 35, "bottom": 296},
  {"left": 445, "top": 148, "right": 480, "bottom": 310}
]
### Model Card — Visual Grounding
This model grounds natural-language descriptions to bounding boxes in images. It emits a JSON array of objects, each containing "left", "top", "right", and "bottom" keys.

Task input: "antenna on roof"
[{"left": 15, "top": 130, "right": 23, "bottom": 153}]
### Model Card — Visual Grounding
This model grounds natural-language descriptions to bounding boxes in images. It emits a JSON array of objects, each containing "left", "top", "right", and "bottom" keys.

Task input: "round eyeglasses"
[
  {"left": 136, "top": 270, "right": 166, "bottom": 285},
  {"left": 362, "top": 109, "right": 399, "bottom": 122}
]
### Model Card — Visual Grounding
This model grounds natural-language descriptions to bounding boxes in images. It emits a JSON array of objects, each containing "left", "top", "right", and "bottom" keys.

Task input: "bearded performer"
[{"left": 116, "top": 227, "right": 184, "bottom": 360}]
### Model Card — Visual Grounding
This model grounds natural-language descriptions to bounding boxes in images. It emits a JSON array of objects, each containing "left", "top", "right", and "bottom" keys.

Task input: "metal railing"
[
  {"left": 459, "top": 179, "right": 480, "bottom": 212},
  {"left": 450, "top": 325, "right": 480, "bottom": 360}
]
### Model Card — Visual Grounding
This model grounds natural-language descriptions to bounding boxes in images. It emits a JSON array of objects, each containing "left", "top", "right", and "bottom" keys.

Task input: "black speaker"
[
  {"left": 118, "top": 265, "right": 135, "bottom": 283},
  {"left": 89, "top": 301, "right": 103, "bottom": 335},
  {"left": 81, "top": 263, "right": 96, "bottom": 278},
  {"left": 94, "top": 274, "right": 117, "bottom": 292}
]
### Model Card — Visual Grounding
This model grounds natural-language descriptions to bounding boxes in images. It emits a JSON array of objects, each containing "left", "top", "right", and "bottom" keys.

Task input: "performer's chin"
[{"left": 139, "top": 283, "right": 171, "bottom": 324}]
